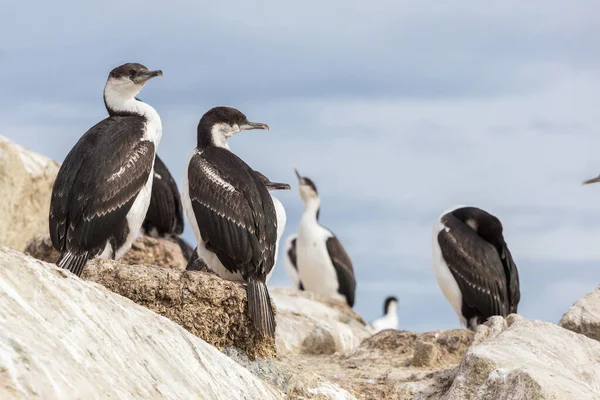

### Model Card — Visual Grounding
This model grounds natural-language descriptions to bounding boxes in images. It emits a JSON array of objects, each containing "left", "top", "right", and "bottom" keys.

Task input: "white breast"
[
  {"left": 115, "top": 170, "right": 154, "bottom": 259},
  {"left": 296, "top": 216, "right": 343, "bottom": 301},
  {"left": 432, "top": 218, "right": 466, "bottom": 327},
  {"left": 370, "top": 313, "right": 399, "bottom": 333},
  {"left": 266, "top": 195, "right": 286, "bottom": 284}
]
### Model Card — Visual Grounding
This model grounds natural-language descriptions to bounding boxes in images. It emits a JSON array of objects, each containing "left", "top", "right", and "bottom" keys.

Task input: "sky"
[{"left": 2, "top": 1, "right": 600, "bottom": 331}]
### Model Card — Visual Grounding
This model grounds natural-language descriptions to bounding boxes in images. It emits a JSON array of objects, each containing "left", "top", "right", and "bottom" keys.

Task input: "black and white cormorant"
[
  {"left": 294, "top": 169, "right": 356, "bottom": 307},
  {"left": 182, "top": 106, "right": 276, "bottom": 337},
  {"left": 49, "top": 63, "right": 163, "bottom": 276},
  {"left": 369, "top": 296, "right": 399, "bottom": 333},
  {"left": 283, "top": 234, "right": 303, "bottom": 290},
  {"left": 252, "top": 170, "right": 291, "bottom": 284},
  {"left": 432, "top": 206, "right": 521, "bottom": 330},
  {"left": 142, "top": 153, "right": 194, "bottom": 260}
]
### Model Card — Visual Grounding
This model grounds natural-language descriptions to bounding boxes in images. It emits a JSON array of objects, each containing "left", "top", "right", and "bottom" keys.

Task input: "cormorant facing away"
[
  {"left": 432, "top": 206, "right": 521, "bottom": 330},
  {"left": 49, "top": 62, "right": 162, "bottom": 276},
  {"left": 182, "top": 106, "right": 277, "bottom": 337},
  {"left": 369, "top": 296, "right": 399, "bottom": 333},
  {"left": 294, "top": 169, "right": 356, "bottom": 307},
  {"left": 142, "top": 153, "right": 194, "bottom": 260}
]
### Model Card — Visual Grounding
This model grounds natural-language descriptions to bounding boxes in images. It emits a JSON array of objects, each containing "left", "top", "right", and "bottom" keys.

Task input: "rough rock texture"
[
  {"left": 445, "top": 315, "right": 600, "bottom": 399},
  {"left": 559, "top": 285, "right": 600, "bottom": 342},
  {"left": 224, "top": 347, "right": 356, "bottom": 400},
  {"left": 81, "top": 258, "right": 277, "bottom": 359},
  {"left": 0, "top": 136, "right": 59, "bottom": 250},
  {"left": 285, "top": 328, "right": 474, "bottom": 399},
  {"left": 24, "top": 233, "right": 187, "bottom": 270},
  {"left": 271, "top": 287, "right": 371, "bottom": 355},
  {"left": 0, "top": 246, "right": 282, "bottom": 400}
]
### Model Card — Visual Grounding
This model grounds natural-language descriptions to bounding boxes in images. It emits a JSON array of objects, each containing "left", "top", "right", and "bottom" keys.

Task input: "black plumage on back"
[
  {"left": 187, "top": 147, "right": 277, "bottom": 337},
  {"left": 49, "top": 116, "right": 154, "bottom": 275},
  {"left": 437, "top": 207, "right": 520, "bottom": 326},
  {"left": 142, "top": 154, "right": 185, "bottom": 237}
]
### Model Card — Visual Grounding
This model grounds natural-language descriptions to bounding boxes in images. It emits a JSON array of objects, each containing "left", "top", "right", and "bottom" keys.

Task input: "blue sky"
[{"left": 2, "top": 1, "right": 600, "bottom": 331}]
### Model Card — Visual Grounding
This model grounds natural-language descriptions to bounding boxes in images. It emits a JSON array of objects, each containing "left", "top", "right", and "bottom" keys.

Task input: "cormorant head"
[
  {"left": 254, "top": 170, "right": 291, "bottom": 191},
  {"left": 294, "top": 168, "right": 319, "bottom": 202},
  {"left": 105, "top": 63, "right": 162, "bottom": 100},
  {"left": 197, "top": 106, "right": 269, "bottom": 149},
  {"left": 383, "top": 296, "right": 398, "bottom": 315}
]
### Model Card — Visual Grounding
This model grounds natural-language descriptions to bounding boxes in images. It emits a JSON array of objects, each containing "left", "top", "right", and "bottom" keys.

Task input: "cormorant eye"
[{"left": 129, "top": 69, "right": 137, "bottom": 77}]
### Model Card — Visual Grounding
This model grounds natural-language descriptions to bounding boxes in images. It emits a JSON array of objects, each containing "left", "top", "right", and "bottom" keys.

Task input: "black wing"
[
  {"left": 142, "top": 154, "right": 185, "bottom": 236},
  {"left": 437, "top": 215, "right": 511, "bottom": 318},
  {"left": 501, "top": 243, "right": 520, "bottom": 313},
  {"left": 325, "top": 235, "right": 356, "bottom": 307},
  {"left": 49, "top": 116, "right": 154, "bottom": 255},
  {"left": 287, "top": 237, "right": 298, "bottom": 269},
  {"left": 187, "top": 147, "right": 277, "bottom": 278}
]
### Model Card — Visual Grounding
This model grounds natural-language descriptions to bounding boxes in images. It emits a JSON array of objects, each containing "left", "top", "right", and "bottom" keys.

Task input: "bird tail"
[
  {"left": 57, "top": 252, "right": 89, "bottom": 277},
  {"left": 246, "top": 278, "right": 276, "bottom": 338}
]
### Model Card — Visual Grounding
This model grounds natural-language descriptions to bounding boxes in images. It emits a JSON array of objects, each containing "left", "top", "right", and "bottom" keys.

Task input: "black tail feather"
[
  {"left": 57, "top": 252, "right": 89, "bottom": 277},
  {"left": 246, "top": 278, "right": 275, "bottom": 338}
]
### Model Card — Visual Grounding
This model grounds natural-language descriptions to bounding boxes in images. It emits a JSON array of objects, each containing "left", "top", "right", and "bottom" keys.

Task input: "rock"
[
  {"left": 121, "top": 235, "right": 187, "bottom": 269},
  {"left": 224, "top": 347, "right": 356, "bottom": 399},
  {"left": 81, "top": 258, "right": 277, "bottom": 359},
  {"left": 445, "top": 315, "right": 600, "bottom": 399},
  {"left": 0, "top": 136, "right": 59, "bottom": 251},
  {"left": 284, "top": 328, "right": 474, "bottom": 399},
  {"left": 24, "top": 233, "right": 187, "bottom": 270},
  {"left": 559, "top": 285, "right": 600, "bottom": 342},
  {"left": 0, "top": 246, "right": 282, "bottom": 400},
  {"left": 271, "top": 287, "right": 371, "bottom": 355}
]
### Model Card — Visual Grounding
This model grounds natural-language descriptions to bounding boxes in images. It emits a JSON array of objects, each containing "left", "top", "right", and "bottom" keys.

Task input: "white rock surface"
[
  {"left": 445, "top": 315, "right": 600, "bottom": 400},
  {"left": 0, "top": 136, "right": 59, "bottom": 250},
  {"left": 559, "top": 285, "right": 600, "bottom": 342},
  {"left": 271, "top": 287, "right": 371, "bottom": 355},
  {"left": 0, "top": 246, "right": 282, "bottom": 400}
]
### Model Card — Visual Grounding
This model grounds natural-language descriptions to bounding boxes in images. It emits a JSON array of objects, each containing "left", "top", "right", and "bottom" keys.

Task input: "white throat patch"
[{"left": 210, "top": 123, "right": 240, "bottom": 149}]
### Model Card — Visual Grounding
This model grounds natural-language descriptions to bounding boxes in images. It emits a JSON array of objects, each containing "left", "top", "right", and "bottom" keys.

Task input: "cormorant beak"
[
  {"left": 133, "top": 70, "right": 163, "bottom": 85},
  {"left": 240, "top": 121, "right": 269, "bottom": 131},
  {"left": 583, "top": 175, "right": 600, "bottom": 185},
  {"left": 265, "top": 181, "right": 291, "bottom": 191},
  {"left": 294, "top": 168, "right": 302, "bottom": 181}
]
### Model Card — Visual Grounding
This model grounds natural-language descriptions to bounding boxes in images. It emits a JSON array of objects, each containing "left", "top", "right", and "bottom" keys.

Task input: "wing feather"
[
  {"left": 49, "top": 116, "right": 154, "bottom": 254},
  {"left": 325, "top": 235, "right": 356, "bottom": 307},
  {"left": 187, "top": 147, "right": 277, "bottom": 278},
  {"left": 437, "top": 216, "right": 510, "bottom": 318}
]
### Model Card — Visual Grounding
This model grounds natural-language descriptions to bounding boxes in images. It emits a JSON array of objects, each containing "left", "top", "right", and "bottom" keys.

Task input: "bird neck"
[
  {"left": 196, "top": 127, "right": 231, "bottom": 151},
  {"left": 104, "top": 85, "right": 155, "bottom": 119},
  {"left": 385, "top": 302, "right": 398, "bottom": 317},
  {"left": 302, "top": 197, "right": 321, "bottom": 221}
]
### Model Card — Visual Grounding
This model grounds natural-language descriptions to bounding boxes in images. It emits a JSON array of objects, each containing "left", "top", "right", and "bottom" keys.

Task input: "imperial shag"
[
  {"left": 182, "top": 106, "right": 277, "bottom": 337},
  {"left": 294, "top": 169, "right": 356, "bottom": 307},
  {"left": 49, "top": 62, "right": 162, "bottom": 276},
  {"left": 432, "top": 206, "right": 521, "bottom": 329}
]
